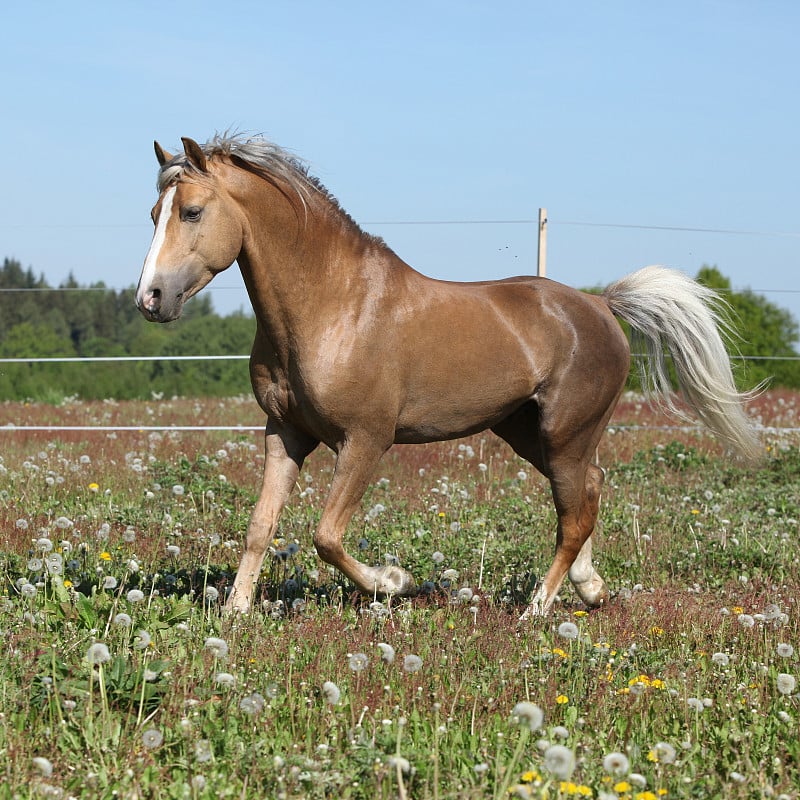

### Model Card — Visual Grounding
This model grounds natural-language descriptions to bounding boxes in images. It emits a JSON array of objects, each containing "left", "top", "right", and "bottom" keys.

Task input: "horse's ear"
[
  {"left": 181, "top": 137, "right": 208, "bottom": 172},
  {"left": 154, "top": 141, "right": 172, "bottom": 166}
]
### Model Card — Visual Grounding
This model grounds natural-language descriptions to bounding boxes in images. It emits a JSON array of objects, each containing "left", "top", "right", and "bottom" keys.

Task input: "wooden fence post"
[{"left": 537, "top": 207, "right": 548, "bottom": 278}]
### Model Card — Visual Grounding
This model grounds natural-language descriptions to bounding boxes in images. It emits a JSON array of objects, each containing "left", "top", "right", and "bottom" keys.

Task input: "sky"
[{"left": 3, "top": 1, "right": 800, "bottom": 331}]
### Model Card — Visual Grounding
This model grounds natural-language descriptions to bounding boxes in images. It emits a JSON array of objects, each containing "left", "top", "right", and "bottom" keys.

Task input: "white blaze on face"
[{"left": 138, "top": 185, "right": 177, "bottom": 303}]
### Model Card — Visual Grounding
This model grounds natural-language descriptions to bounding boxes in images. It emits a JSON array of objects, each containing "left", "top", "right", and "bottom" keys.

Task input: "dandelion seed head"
[
  {"left": 204, "top": 637, "right": 229, "bottom": 659},
  {"left": 142, "top": 728, "right": 163, "bottom": 749},
  {"left": 777, "top": 643, "right": 794, "bottom": 658},
  {"left": 214, "top": 672, "right": 235, "bottom": 688},
  {"left": 602, "top": 752, "right": 630, "bottom": 775},
  {"left": 777, "top": 673, "right": 796, "bottom": 696},
  {"left": 239, "top": 692, "right": 266, "bottom": 716},
  {"left": 86, "top": 642, "right": 111, "bottom": 665},
  {"left": 403, "top": 654, "right": 423, "bottom": 673},
  {"left": 652, "top": 741, "right": 677, "bottom": 764},
  {"left": 543, "top": 744, "right": 576, "bottom": 779},
  {"left": 32, "top": 757, "right": 53, "bottom": 778},
  {"left": 348, "top": 652, "right": 369, "bottom": 672},
  {"left": 194, "top": 739, "right": 213, "bottom": 763},
  {"left": 113, "top": 613, "right": 132, "bottom": 627},
  {"left": 126, "top": 589, "right": 145, "bottom": 603},
  {"left": 711, "top": 652, "right": 730, "bottom": 666},
  {"left": 377, "top": 642, "right": 396, "bottom": 664},
  {"left": 134, "top": 630, "right": 151, "bottom": 650},
  {"left": 322, "top": 680, "right": 341, "bottom": 705},
  {"left": 557, "top": 621, "right": 579, "bottom": 640},
  {"left": 510, "top": 701, "right": 544, "bottom": 732}
]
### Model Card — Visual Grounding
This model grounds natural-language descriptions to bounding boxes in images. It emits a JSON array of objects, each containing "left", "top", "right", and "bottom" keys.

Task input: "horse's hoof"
[{"left": 372, "top": 565, "right": 417, "bottom": 597}]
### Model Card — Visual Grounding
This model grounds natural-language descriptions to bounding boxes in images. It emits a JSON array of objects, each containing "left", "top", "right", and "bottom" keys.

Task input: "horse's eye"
[{"left": 183, "top": 206, "right": 203, "bottom": 222}]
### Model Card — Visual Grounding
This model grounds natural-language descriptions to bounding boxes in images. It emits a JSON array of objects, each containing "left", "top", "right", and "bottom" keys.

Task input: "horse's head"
[{"left": 136, "top": 137, "right": 244, "bottom": 322}]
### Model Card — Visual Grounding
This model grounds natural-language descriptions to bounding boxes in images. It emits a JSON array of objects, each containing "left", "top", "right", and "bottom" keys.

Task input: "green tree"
[{"left": 696, "top": 265, "right": 800, "bottom": 388}]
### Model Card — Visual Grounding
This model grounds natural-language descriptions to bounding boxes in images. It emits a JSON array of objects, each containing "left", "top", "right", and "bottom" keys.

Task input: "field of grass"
[{"left": 0, "top": 391, "right": 799, "bottom": 799}]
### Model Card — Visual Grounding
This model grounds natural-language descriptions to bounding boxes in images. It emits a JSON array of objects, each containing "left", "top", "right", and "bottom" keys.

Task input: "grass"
[{"left": 0, "top": 391, "right": 799, "bottom": 799}]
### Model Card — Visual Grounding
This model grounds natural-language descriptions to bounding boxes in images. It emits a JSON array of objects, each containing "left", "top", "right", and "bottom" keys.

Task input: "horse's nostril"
[{"left": 151, "top": 288, "right": 162, "bottom": 300}]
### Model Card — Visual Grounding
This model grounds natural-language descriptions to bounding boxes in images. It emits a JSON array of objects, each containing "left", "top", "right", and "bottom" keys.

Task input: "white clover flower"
[
  {"left": 510, "top": 701, "right": 543, "bottom": 732},
  {"left": 602, "top": 752, "right": 629, "bottom": 775},
  {"left": 322, "top": 680, "right": 341, "bottom": 705},
  {"left": 87, "top": 642, "right": 111, "bottom": 665},
  {"left": 777, "top": 673, "right": 796, "bottom": 696},
  {"left": 377, "top": 643, "right": 396, "bottom": 664},
  {"left": 204, "top": 637, "right": 229, "bottom": 659},
  {"left": 557, "top": 621, "right": 579, "bottom": 640},
  {"left": 543, "top": 744, "right": 575, "bottom": 779},
  {"left": 348, "top": 653, "right": 369, "bottom": 672},
  {"left": 403, "top": 654, "right": 423, "bottom": 673},
  {"left": 142, "top": 728, "right": 163, "bottom": 749}
]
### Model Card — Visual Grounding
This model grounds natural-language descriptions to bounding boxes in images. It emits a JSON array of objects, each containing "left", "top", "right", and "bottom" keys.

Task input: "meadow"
[{"left": 0, "top": 391, "right": 799, "bottom": 799}]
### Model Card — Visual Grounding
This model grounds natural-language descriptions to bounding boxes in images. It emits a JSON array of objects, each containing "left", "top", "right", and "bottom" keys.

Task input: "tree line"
[
  {"left": 0, "top": 257, "right": 797, "bottom": 403},
  {"left": 0, "top": 258, "right": 254, "bottom": 401}
]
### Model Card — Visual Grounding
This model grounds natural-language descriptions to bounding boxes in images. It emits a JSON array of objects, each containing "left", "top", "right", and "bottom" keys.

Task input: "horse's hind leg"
[{"left": 493, "top": 401, "right": 614, "bottom": 617}]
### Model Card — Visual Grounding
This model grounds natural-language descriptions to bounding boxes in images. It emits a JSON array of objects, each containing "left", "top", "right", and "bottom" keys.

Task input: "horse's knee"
[{"left": 313, "top": 529, "right": 343, "bottom": 564}]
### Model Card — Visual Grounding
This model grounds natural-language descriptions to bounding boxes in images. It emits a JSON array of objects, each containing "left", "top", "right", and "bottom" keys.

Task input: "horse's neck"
[{"left": 237, "top": 190, "right": 398, "bottom": 357}]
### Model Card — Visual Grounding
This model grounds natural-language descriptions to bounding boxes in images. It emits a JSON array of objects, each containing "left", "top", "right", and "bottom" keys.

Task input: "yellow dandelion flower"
[
  {"left": 438, "top": 511, "right": 446, "bottom": 518},
  {"left": 573, "top": 610, "right": 588, "bottom": 618},
  {"left": 559, "top": 781, "right": 593, "bottom": 796},
  {"left": 552, "top": 647, "right": 570, "bottom": 659},
  {"left": 521, "top": 770, "right": 540, "bottom": 783},
  {"left": 650, "top": 626, "right": 664, "bottom": 636},
  {"left": 635, "top": 792, "right": 658, "bottom": 800},
  {"left": 614, "top": 781, "right": 631, "bottom": 793},
  {"left": 657, "top": 790, "right": 668, "bottom": 797},
  {"left": 63, "top": 580, "right": 73, "bottom": 589},
  {"left": 651, "top": 679, "right": 665, "bottom": 690},
  {"left": 99, "top": 552, "right": 112, "bottom": 561},
  {"left": 732, "top": 606, "right": 744, "bottom": 614},
  {"left": 690, "top": 508, "right": 700, "bottom": 515},
  {"left": 647, "top": 750, "right": 658, "bottom": 762},
  {"left": 88, "top": 482, "right": 100, "bottom": 492},
  {"left": 556, "top": 694, "right": 569, "bottom": 705}
]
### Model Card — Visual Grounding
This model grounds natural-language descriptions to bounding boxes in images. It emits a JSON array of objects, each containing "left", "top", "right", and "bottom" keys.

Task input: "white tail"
[{"left": 603, "top": 266, "right": 762, "bottom": 462}]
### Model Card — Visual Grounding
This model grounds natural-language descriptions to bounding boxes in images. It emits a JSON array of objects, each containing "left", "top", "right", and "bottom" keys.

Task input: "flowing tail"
[{"left": 603, "top": 266, "right": 762, "bottom": 462}]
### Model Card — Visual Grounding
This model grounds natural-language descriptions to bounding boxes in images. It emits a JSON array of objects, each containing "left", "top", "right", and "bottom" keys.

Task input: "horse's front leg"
[
  {"left": 313, "top": 437, "right": 417, "bottom": 598},
  {"left": 226, "top": 421, "right": 318, "bottom": 613}
]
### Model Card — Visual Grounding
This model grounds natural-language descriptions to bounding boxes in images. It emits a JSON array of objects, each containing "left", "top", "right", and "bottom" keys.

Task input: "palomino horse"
[{"left": 136, "top": 134, "right": 761, "bottom": 616}]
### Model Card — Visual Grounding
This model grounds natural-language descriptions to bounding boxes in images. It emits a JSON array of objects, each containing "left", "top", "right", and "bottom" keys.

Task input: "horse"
[{"left": 135, "top": 134, "right": 761, "bottom": 617}]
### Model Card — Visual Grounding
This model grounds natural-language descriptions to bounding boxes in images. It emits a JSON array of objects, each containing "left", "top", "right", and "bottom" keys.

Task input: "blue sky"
[{"left": 3, "top": 1, "right": 799, "bottom": 327}]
